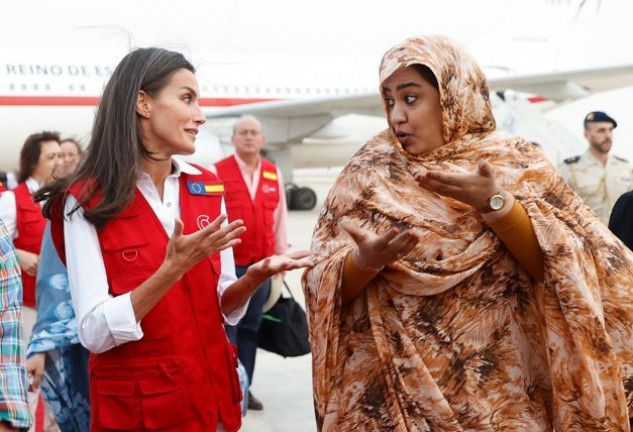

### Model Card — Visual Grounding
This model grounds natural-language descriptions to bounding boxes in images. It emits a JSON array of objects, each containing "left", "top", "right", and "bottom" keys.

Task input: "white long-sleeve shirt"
[{"left": 64, "top": 159, "right": 247, "bottom": 353}]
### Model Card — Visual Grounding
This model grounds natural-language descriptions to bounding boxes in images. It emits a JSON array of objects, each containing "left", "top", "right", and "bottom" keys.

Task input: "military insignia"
[
  {"left": 564, "top": 156, "right": 580, "bottom": 164},
  {"left": 187, "top": 181, "right": 224, "bottom": 196},
  {"left": 586, "top": 113, "right": 594, "bottom": 121},
  {"left": 613, "top": 155, "right": 629, "bottom": 163},
  {"left": 262, "top": 170, "right": 278, "bottom": 181}
]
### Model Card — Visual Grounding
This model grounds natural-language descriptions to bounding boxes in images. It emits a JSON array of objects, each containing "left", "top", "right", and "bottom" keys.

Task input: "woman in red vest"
[
  {"left": 0, "top": 132, "right": 61, "bottom": 313},
  {"left": 38, "top": 48, "right": 312, "bottom": 432}
]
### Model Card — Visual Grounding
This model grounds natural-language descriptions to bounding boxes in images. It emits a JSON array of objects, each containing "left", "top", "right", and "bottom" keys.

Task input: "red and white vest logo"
[
  {"left": 197, "top": 214, "right": 211, "bottom": 230},
  {"left": 262, "top": 184, "right": 277, "bottom": 194}
]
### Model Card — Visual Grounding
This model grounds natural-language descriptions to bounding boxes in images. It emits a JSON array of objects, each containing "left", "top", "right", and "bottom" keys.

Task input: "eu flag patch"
[
  {"left": 187, "top": 181, "right": 224, "bottom": 196},
  {"left": 262, "top": 170, "right": 278, "bottom": 181}
]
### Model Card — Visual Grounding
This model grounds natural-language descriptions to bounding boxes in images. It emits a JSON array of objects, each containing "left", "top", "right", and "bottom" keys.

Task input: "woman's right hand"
[
  {"left": 26, "top": 352, "right": 46, "bottom": 392},
  {"left": 342, "top": 223, "right": 418, "bottom": 271},
  {"left": 163, "top": 215, "right": 246, "bottom": 278},
  {"left": 16, "top": 249, "right": 39, "bottom": 276}
]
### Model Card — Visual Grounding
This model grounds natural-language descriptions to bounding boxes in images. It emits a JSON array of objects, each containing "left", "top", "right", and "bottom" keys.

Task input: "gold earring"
[{"left": 145, "top": 112, "right": 150, "bottom": 118}]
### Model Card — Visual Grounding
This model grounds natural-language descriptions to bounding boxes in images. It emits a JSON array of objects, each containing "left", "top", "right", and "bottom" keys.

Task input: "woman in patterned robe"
[{"left": 302, "top": 35, "right": 633, "bottom": 431}]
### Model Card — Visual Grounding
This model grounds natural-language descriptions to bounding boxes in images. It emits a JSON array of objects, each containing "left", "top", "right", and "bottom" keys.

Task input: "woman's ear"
[{"left": 136, "top": 90, "right": 152, "bottom": 119}]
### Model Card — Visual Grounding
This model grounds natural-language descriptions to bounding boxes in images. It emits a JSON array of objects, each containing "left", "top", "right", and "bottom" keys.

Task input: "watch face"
[{"left": 490, "top": 194, "right": 505, "bottom": 210}]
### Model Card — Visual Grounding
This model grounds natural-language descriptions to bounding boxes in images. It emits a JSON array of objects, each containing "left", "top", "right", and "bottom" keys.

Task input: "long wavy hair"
[{"left": 38, "top": 48, "right": 195, "bottom": 229}]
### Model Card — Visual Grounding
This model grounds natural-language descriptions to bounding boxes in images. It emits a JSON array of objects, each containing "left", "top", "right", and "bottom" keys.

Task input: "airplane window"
[
  {"left": 265, "top": 87, "right": 270, "bottom": 93},
  {"left": 33, "top": 84, "right": 39, "bottom": 90},
  {"left": 80, "top": 84, "right": 85, "bottom": 91},
  {"left": 285, "top": 87, "right": 290, "bottom": 94},
  {"left": 68, "top": 84, "right": 74, "bottom": 91},
  {"left": 254, "top": 86, "right": 260, "bottom": 93},
  {"left": 21, "top": 84, "right": 27, "bottom": 90},
  {"left": 306, "top": 88, "right": 311, "bottom": 94},
  {"left": 9, "top": 84, "right": 14, "bottom": 90},
  {"left": 223, "top": 85, "right": 229, "bottom": 92},
  {"left": 316, "top": 88, "right": 321, "bottom": 94},
  {"left": 45, "top": 84, "right": 50, "bottom": 91}
]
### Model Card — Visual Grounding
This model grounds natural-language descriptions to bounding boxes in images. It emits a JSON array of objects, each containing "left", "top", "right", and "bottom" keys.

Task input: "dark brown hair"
[
  {"left": 39, "top": 48, "right": 195, "bottom": 228},
  {"left": 18, "top": 131, "right": 60, "bottom": 183},
  {"left": 413, "top": 64, "right": 439, "bottom": 91}
]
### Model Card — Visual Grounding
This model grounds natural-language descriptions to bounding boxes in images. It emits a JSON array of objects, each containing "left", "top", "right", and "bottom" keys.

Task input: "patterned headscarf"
[{"left": 303, "top": 35, "right": 633, "bottom": 431}]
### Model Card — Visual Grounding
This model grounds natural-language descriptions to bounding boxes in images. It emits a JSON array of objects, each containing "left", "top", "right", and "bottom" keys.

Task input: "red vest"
[
  {"left": 215, "top": 156, "right": 280, "bottom": 266},
  {"left": 13, "top": 182, "right": 46, "bottom": 307},
  {"left": 51, "top": 168, "right": 242, "bottom": 432}
]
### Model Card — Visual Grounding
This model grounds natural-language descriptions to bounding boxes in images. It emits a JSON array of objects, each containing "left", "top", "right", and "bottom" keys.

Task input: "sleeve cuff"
[
  {"left": 103, "top": 293, "right": 144, "bottom": 345},
  {"left": 223, "top": 298, "right": 250, "bottom": 326}
]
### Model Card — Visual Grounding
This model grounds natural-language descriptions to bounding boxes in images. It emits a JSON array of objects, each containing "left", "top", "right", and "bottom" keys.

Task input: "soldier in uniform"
[{"left": 558, "top": 111, "right": 633, "bottom": 225}]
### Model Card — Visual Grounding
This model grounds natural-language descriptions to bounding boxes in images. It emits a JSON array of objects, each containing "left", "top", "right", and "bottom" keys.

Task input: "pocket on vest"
[
  {"left": 95, "top": 357, "right": 192, "bottom": 429},
  {"left": 226, "top": 202, "right": 243, "bottom": 223},
  {"left": 263, "top": 201, "right": 276, "bottom": 226},
  {"left": 101, "top": 212, "right": 153, "bottom": 277}
]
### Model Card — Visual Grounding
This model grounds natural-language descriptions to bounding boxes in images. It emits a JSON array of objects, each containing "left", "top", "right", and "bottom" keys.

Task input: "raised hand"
[
  {"left": 248, "top": 250, "right": 314, "bottom": 282},
  {"left": 414, "top": 160, "right": 502, "bottom": 211},
  {"left": 221, "top": 250, "right": 313, "bottom": 316},
  {"left": 342, "top": 222, "right": 418, "bottom": 271},
  {"left": 164, "top": 215, "right": 246, "bottom": 278}
]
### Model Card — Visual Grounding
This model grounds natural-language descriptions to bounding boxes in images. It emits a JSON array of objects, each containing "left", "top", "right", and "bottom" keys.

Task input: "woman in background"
[{"left": 27, "top": 138, "right": 88, "bottom": 431}]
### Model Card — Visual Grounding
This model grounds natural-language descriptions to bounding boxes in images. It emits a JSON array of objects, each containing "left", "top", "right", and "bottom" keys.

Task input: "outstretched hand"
[
  {"left": 248, "top": 250, "right": 314, "bottom": 282},
  {"left": 414, "top": 160, "right": 502, "bottom": 211},
  {"left": 342, "top": 222, "right": 418, "bottom": 271},
  {"left": 164, "top": 215, "right": 246, "bottom": 278}
]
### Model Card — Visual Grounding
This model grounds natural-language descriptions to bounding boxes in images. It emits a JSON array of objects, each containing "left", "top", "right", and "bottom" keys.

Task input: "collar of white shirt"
[{"left": 25, "top": 177, "right": 40, "bottom": 193}]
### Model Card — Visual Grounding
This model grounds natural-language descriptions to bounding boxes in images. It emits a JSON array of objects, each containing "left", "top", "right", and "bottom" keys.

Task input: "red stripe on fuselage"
[{"left": 0, "top": 96, "right": 279, "bottom": 107}]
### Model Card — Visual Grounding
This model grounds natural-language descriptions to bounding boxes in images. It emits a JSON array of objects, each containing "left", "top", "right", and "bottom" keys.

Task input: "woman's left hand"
[
  {"left": 247, "top": 250, "right": 314, "bottom": 283},
  {"left": 414, "top": 160, "right": 502, "bottom": 211}
]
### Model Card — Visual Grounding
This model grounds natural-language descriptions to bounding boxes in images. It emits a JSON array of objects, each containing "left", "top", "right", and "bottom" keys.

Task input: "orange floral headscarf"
[{"left": 303, "top": 35, "right": 633, "bottom": 431}]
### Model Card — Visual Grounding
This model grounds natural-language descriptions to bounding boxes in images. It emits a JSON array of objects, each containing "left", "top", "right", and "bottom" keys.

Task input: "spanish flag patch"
[
  {"left": 187, "top": 181, "right": 224, "bottom": 196},
  {"left": 262, "top": 170, "right": 278, "bottom": 181}
]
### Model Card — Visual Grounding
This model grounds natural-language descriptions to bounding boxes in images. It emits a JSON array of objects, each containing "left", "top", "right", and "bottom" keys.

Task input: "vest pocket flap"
[
  {"left": 96, "top": 380, "right": 138, "bottom": 430},
  {"left": 140, "top": 378, "right": 191, "bottom": 429},
  {"left": 101, "top": 235, "right": 147, "bottom": 252},
  {"left": 262, "top": 201, "right": 277, "bottom": 210},
  {"left": 98, "top": 380, "right": 135, "bottom": 396},
  {"left": 139, "top": 376, "right": 180, "bottom": 396}
]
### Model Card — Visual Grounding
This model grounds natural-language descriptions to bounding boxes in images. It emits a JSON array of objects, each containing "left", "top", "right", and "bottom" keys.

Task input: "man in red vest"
[{"left": 213, "top": 116, "right": 289, "bottom": 411}]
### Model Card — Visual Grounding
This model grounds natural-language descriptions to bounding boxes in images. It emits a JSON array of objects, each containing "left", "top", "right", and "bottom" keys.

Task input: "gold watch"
[{"left": 478, "top": 192, "right": 506, "bottom": 213}]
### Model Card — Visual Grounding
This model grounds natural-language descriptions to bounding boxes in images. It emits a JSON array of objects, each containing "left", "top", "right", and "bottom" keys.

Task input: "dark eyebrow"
[
  {"left": 181, "top": 86, "right": 198, "bottom": 97},
  {"left": 382, "top": 82, "right": 421, "bottom": 93}
]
